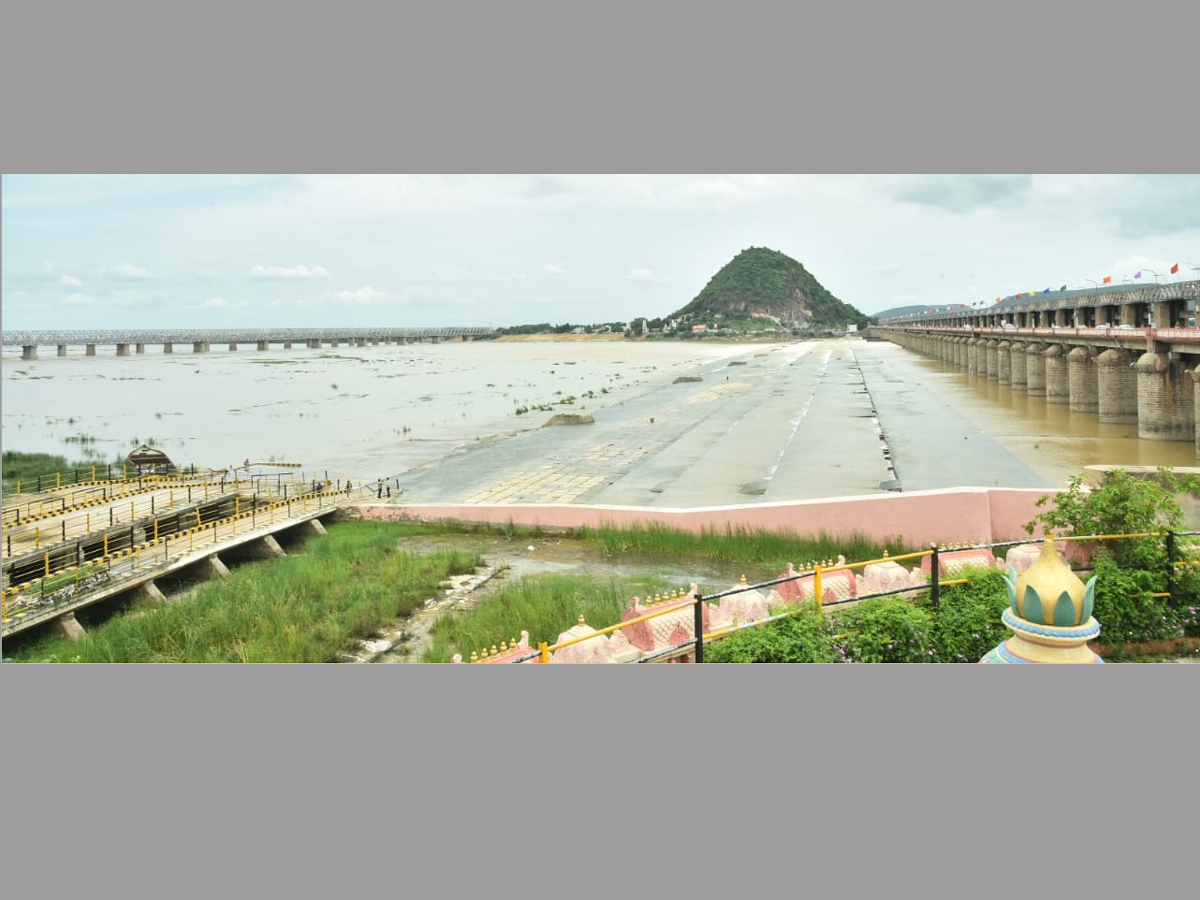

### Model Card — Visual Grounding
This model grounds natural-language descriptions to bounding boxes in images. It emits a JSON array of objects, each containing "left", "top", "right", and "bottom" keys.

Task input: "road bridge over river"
[
  {"left": 2, "top": 326, "right": 497, "bottom": 359},
  {"left": 871, "top": 280, "right": 1200, "bottom": 451}
]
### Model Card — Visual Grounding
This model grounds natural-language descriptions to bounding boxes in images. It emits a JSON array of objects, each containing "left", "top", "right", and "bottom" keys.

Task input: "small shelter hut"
[{"left": 126, "top": 445, "right": 176, "bottom": 475}]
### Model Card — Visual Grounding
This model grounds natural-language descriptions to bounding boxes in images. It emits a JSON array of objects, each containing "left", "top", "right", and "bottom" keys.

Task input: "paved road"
[{"left": 392, "top": 339, "right": 1052, "bottom": 508}]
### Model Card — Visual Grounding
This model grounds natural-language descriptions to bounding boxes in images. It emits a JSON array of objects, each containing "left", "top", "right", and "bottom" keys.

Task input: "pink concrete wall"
[{"left": 357, "top": 486, "right": 1055, "bottom": 547}]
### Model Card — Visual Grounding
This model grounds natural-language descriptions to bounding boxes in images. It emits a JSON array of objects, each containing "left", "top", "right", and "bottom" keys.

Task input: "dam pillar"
[
  {"left": 228, "top": 343, "right": 238, "bottom": 351},
  {"left": 1026, "top": 344, "right": 1046, "bottom": 396},
  {"left": 985, "top": 340, "right": 999, "bottom": 380},
  {"left": 1044, "top": 344, "right": 1069, "bottom": 404},
  {"left": 57, "top": 345, "right": 68, "bottom": 357},
  {"left": 22, "top": 345, "right": 37, "bottom": 360},
  {"left": 967, "top": 338, "right": 981, "bottom": 375},
  {"left": 116, "top": 343, "right": 130, "bottom": 356},
  {"left": 193, "top": 342, "right": 210, "bottom": 353},
  {"left": 136, "top": 343, "right": 145, "bottom": 354},
  {"left": 1136, "top": 352, "right": 1195, "bottom": 441},
  {"left": 283, "top": 341, "right": 292, "bottom": 349},
  {"left": 86, "top": 344, "right": 96, "bottom": 356},
  {"left": 163, "top": 342, "right": 173, "bottom": 353},
  {"left": 1010, "top": 342, "right": 1027, "bottom": 389},
  {"left": 257, "top": 341, "right": 269, "bottom": 351},
  {"left": 1097, "top": 350, "right": 1138, "bottom": 424},
  {"left": 1067, "top": 346, "right": 1098, "bottom": 413},
  {"left": 997, "top": 341, "right": 1012, "bottom": 384}
]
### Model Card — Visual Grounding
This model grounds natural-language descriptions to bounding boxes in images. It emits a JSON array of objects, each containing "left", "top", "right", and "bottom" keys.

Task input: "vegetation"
[
  {"left": 670, "top": 247, "right": 874, "bottom": 332},
  {"left": 1024, "top": 467, "right": 1200, "bottom": 648},
  {"left": 705, "top": 604, "right": 835, "bottom": 663},
  {"left": 9, "top": 522, "right": 481, "bottom": 663}
]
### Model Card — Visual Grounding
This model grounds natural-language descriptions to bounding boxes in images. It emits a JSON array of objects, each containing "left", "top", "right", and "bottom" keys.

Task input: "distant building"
[{"left": 692, "top": 324, "right": 709, "bottom": 333}]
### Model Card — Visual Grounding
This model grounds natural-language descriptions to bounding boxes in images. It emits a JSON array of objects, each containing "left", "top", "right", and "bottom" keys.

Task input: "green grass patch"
[
  {"left": 423, "top": 572, "right": 680, "bottom": 662},
  {"left": 10, "top": 521, "right": 482, "bottom": 663}
]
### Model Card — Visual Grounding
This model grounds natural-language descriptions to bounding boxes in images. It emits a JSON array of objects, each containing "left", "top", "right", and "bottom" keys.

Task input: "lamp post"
[
  {"left": 1083, "top": 278, "right": 1099, "bottom": 290},
  {"left": 1134, "top": 268, "right": 1162, "bottom": 283}
]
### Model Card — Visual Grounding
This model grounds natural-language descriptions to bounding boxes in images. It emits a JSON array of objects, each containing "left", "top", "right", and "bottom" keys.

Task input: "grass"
[
  {"left": 9, "top": 521, "right": 482, "bottom": 663},
  {"left": 423, "top": 571, "right": 683, "bottom": 662}
]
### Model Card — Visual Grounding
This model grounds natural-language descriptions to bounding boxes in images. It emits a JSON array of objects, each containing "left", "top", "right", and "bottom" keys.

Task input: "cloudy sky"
[{"left": 3, "top": 174, "right": 1199, "bottom": 331}]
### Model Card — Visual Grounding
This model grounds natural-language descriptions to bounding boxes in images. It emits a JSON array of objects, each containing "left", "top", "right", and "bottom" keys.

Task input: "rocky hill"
[{"left": 671, "top": 247, "right": 871, "bottom": 330}]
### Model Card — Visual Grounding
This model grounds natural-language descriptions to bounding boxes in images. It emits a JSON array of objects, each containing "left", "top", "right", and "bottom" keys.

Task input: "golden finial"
[
  {"left": 883, "top": 549, "right": 889, "bottom": 558},
  {"left": 577, "top": 614, "right": 586, "bottom": 626},
  {"left": 470, "top": 652, "right": 479, "bottom": 663},
  {"left": 491, "top": 645, "right": 499, "bottom": 656},
  {"left": 512, "top": 636, "right": 519, "bottom": 648},
  {"left": 480, "top": 648, "right": 488, "bottom": 659},
  {"left": 500, "top": 641, "right": 508, "bottom": 653},
  {"left": 740, "top": 574, "right": 748, "bottom": 585},
  {"left": 654, "top": 592, "right": 661, "bottom": 604}
]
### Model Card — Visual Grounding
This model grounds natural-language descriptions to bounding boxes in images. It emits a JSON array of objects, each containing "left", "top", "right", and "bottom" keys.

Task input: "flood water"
[
  {"left": 907, "top": 356, "right": 1199, "bottom": 485},
  {"left": 0, "top": 341, "right": 750, "bottom": 483},
  {"left": 3, "top": 338, "right": 1197, "bottom": 494}
]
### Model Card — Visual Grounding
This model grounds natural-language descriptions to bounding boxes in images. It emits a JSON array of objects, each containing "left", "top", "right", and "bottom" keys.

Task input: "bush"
[
  {"left": 922, "top": 568, "right": 1011, "bottom": 663},
  {"left": 830, "top": 596, "right": 936, "bottom": 663},
  {"left": 1090, "top": 553, "right": 1183, "bottom": 647},
  {"left": 704, "top": 604, "right": 836, "bottom": 663}
]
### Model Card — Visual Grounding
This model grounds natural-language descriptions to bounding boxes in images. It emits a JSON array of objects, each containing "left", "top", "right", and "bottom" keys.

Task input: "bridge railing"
[
  {"left": 484, "top": 532, "right": 1200, "bottom": 663},
  {"left": 0, "top": 489, "right": 342, "bottom": 633}
]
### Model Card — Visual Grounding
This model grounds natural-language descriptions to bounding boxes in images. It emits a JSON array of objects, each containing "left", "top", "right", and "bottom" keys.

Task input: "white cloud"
[
  {"left": 105, "top": 262, "right": 153, "bottom": 281},
  {"left": 329, "top": 285, "right": 406, "bottom": 305},
  {"left": 60, "top": 274, "right": 82, "bottom": 288},
  {"left": 249, "top": 265, "right": 331, "bottom": 280},
  {"left": 627, "top": 267, "right": 670, "bottom": 284},
  {"left": 194, "top": 297, "right": 249, "bottom": 310},
  {"left": 63, "top": 292, "right": 101, "bottom": 306},
  {"left": 543, "top": 263, "right": 569, "bottom": 276}
]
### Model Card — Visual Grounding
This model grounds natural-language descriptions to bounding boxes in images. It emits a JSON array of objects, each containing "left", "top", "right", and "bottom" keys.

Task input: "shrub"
[
  {"left": 1090, "top": 553, "right": 1183, "bottom": 647},
  {"left": 704, "top": 604, "right": 836, "bottom": 663},
  {"left": 830, "top": 596, "right": 935, "bottom": 663},
  {"left": 922, "top": 567, "right": 1011, "bottom": 663}
]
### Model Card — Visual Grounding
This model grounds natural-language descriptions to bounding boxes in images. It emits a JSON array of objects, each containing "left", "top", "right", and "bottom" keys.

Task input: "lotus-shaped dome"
[{"left": 1001, "top": 536, "right": 1096, "bottom": 627}]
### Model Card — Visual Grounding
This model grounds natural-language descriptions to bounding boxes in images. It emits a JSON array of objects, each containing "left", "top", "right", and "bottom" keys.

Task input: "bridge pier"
[
  {"left": 1010, "top": 343, "right": 1027, "bottom": 388},
  {"left": 997, "top": 341, "right": 1012, "bottom": 384},
  {"left": 228, "top": 342, "right": 238, "bottom": 351},
  {"left": 56, "top": 611, "right": 86, "bottom": 642},
  {"left": 1044, "top": 344, "right": 1069, "bottom": 404},
  {"left": 967, "top": 338, "right": 981, "bottom": 375},
  {"left": 22, "top": 344, "right": 37, "bottom": 360},
  {"left": 1136, "top": 352, "right": 1194, "bottom": 441},
  {"left": 140, "top": 580, "right": 166, "bottom": 604},
  {"left": 86, "top": 344, "right": 96, "bottom": 356},
  {"left": 57, "top": 344, "right": 67, "bottom": 357},
  {"left": 330, "top": 339, "right": 339, "bottom": 347},
  {"left": 207, "top": 554, "right": 230, "bottom": 579},
  {"left": 308, "top": 339, "right": 321, "bottom": 349},
  {"left": 1026, "top": 344, "right": 1046, "bottom": 396},
  {"left": 985, "top": 340, "right": 999, "bottom": 380},
  {"left": 257, "top": 341, "right": 269, "bottom": 351},
  {"left": 1097, "top": 350, "right": 1138, "bottom": 423},
  {"left": 1067, "top": 346, "right": 1099, "bottom": 413},
  {"left": 136, "top": 343, "right": 145, "bottom": 354},
  {"left": 283, "top": 341, "right": 292, "bottom": 349},
  {"left": 117, "top": 343, "right": 130, "bottom": 356},
  {"left": 163, "top": 342, "right": 173, "bottom": 353},
  {"left": 193, "top": 342, "right": 210, "bottom": 353}
]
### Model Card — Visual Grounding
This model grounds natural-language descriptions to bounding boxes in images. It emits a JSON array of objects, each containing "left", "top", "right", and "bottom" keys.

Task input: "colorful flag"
[
  {"left": 1103, "top": 276, "right": 1112, "bottom": 284},
  {"left": 1135, "top": 271, "right": 1142, "bottom": 279},
  {"left": 1172, "top": 263, "right": 1180, "bottom": 274},
  {"left": 1059, "top": 284, "right": 1067, "bottom": 291},
  {"left": 1043, "top": 288, "right": 1050, "bottom": 294}
]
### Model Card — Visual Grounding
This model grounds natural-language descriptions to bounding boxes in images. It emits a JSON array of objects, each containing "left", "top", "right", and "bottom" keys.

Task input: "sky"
[{"left": 3, "top": 174, "right": 1200, "bottom": 331}]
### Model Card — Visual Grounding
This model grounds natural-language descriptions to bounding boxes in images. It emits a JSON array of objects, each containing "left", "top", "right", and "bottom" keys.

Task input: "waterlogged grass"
[
  {"left": 581, "top": 522, "right": 904, "bottom": 570},
  {"left": 424, "top": 572, "right": 678, "bottom": 662},
  {"left": 11, "top": 521, "right": 482, "bottom": 663}
]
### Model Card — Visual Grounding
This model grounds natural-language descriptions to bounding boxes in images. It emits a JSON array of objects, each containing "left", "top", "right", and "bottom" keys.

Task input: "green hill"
[{"left": 671, "top": 247, "right": 871, "bottom": 331}]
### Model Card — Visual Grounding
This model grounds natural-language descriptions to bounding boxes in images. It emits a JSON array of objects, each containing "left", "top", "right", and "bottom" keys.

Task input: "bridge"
[
  {"left": 1, "top": 326, "right": 498, "bottom": 359},
  {"left": 871, "top": 280, "right": 1200, "bottom": 449},
  {"left": 1, "top": 471, "right": 351, "bottom": 640}
]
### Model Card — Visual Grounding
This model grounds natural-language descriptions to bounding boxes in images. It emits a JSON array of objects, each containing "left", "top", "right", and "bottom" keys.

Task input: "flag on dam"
[
  {"left": 1103, "top": 276, "right": 1112, "bottom": 284},
  {"left": 1135, "top": 271, "right": 1142, "bottom": 279},
  {"left": 1172, "top": 263, "right": 1180, "bottom": 274}
]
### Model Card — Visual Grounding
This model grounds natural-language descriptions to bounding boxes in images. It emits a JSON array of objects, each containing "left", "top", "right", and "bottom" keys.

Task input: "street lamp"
[
  {"left": 1134, "top": 268, "right": 1162, "bottom": 283},
  {"left": 1083, "top": 278, "right": 1099, "bottom": 289}
]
